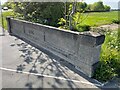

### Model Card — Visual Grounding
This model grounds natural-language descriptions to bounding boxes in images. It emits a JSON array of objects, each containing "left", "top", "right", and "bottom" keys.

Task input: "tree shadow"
[{"left": 12, "top": 39, "right": 101, "bottom": 89}]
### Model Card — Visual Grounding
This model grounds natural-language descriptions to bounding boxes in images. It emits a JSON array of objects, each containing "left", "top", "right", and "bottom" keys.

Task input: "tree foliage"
[
  {"left": 3, "top": 1, "right": 111, "bottom": 31},
  {"left": 2, "top": 2, "right": 13, "bottom": 9},
  {"left": 76, "top": 2, "right": 87, "bottom": 12},
  {"left": 91, "top": 1, "right": 105, "bottom": 11},
  {"left": 104, "top": 5, "right": 111, "bottom": 11},
  {"left": 13, "top": 2, "right": 65, "bottom": 27},
  {"left": 87, "top": 1, "right": 111, "bottom": 12}
]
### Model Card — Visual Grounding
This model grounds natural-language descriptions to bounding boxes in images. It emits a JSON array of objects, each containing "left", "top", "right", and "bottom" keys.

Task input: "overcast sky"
[{"left": 1, "top": 0, "right": 120, "bottom": 9}]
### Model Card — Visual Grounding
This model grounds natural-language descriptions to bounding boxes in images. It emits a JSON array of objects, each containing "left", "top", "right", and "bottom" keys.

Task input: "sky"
[{"left": 1, "top": 0, "right": 120, "bottom": 9}]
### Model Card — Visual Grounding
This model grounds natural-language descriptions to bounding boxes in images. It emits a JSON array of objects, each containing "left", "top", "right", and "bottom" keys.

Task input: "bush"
[
  {"left": 104, "top": 5, "right": 110, "bottom": 11},
  {"left": 93, "top": 30, "right": 120, "bottom": 82},
  {"left": 93, "top": 50, "right": 119, "bottom": 82},
  {"left": 112, "top": 19, "right": 120, "bottom": 24},
  {"left": 93, "top": 60, "right": 115, "bottom": 82},
  {"left": 75, "top": 24, "right": 90, "bottom": 32},
  {"left": 13, "top": 2, "right": 64, "bottom": 27}
]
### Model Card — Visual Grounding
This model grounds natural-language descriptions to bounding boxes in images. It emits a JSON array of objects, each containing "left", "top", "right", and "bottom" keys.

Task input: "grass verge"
[{"left": 93, "top": 28, "right": 120, "bottom": 82}]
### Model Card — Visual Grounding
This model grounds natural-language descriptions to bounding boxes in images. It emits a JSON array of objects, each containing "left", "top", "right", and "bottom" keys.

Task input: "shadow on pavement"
[{"left": 7, "top": 36, "right": 102, "bottom": 89}]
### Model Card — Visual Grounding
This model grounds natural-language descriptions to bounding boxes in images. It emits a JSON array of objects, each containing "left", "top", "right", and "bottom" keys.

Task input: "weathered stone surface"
[
  {"left": 79, "top": 32, "right": 105, "bottom": 47},
  {"left": 6, "top": 17, "right": 105, "bottom": 77}
]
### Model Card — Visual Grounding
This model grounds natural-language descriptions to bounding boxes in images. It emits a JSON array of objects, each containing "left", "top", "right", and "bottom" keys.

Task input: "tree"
[
  {"left": 13, "top": 2, "right": 64, "bottom": 27},
  {"left": 2, "top": 2, "right": 12, "bottom": 9},
  {"left": 76, "top": 2, "right": 87, "bottom": 12},
  {"left": 91, "top": 1, "right": 105, "bottom": 11},
  {"left": 104, "top": 5, "right": 111, "bottom": 11},
  {"left": 58, "top": 1, "right": 89, "bottom": 31},
  {"left": 86, "top": 4, "right": 92, "bottom": 11}
]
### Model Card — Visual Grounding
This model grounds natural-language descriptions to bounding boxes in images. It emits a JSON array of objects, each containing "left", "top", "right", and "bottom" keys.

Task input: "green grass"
[
  {"left": 93, "top": 28, "right": 120, "bottom": 82},
  {"left": 79, "top": 11, "right": 119, "bottom": 27},
  {"left": 0, "top": 11, "right": 14, "bottom": 30}
]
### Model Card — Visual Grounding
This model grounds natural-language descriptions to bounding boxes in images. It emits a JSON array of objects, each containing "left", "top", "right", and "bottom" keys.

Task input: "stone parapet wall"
[{"left": 6, "top": 17, "right": 105, "bottom": 77}]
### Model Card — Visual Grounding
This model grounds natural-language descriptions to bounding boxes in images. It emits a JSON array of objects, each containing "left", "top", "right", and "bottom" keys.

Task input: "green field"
[{"left": 79, "top": 11, "right": 119, "bottom": 27}]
